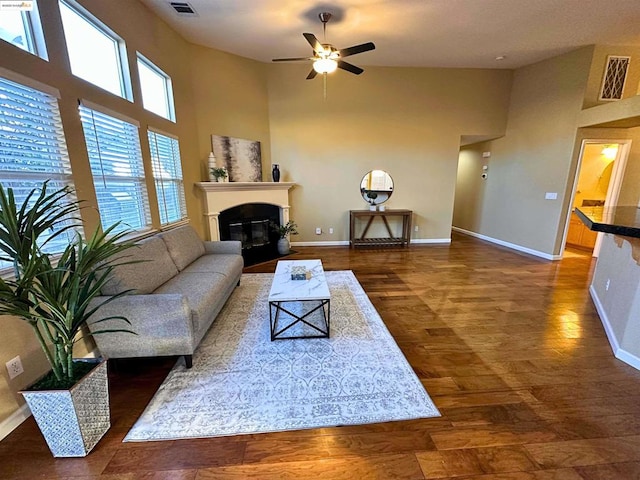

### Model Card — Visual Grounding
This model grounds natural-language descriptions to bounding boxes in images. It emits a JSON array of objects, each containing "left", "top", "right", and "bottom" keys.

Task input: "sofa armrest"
[
  {"left": 203, "top": 240, "right": 242, "bottom": 255},
  {"left": 87, "top": 294, "right": 194, "bottom": 358}
]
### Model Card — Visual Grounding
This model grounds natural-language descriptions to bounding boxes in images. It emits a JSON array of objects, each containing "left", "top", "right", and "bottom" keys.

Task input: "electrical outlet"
[
  {"left": 414, "top": 225, "right": 419, "bottom": 232},
  {"left": 315, "top": 227, "right": 322, "bottom": 235},
  {"left": 6, "top": 355, "right": 24, "bottom": 380},
  {"left": 329, "top": 227, "right": 334, "bottom": 234}
]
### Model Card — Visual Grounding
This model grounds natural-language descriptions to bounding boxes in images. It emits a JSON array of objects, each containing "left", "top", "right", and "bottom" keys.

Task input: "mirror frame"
[{"left": 360, "top": 170, "right": 394, "bottom": 206}]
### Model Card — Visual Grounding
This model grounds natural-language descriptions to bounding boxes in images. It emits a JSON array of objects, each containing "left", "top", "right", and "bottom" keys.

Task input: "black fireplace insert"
[{"left": 218, "top": 203, "right": 283, "bottom": 266}]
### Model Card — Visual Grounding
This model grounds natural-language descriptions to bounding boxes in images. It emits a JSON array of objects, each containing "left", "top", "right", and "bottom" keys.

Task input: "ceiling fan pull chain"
[{"left": 323, "top": 73, "right": 327, "bottom": 101}]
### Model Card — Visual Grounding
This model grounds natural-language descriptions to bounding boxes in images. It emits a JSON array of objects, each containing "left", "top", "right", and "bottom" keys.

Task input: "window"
[
  {"left": 148, "top": 130, "right": 186, "bottom": 224},
  {"left": 59, "top": 0, "right": 130, "bottom": 99},
  {"left": 0, "top": 1, "right": 48, "bottom": 59},
  {"left": 79, "top": 102, "right": 150, "bottom": 233},
  {"left": 0, "top": 72, "right": 76, "bottom": 270},
  {"left": 137, "top": 54, "right": 175, "bottom": 121}
]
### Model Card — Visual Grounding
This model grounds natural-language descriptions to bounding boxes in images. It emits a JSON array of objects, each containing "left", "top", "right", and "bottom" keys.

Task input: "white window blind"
[
  {"left": 79, "top": 104, "right": 151, "bottom": 233},
  {"left": 148, "top": 130, "right": 186, "bottom": 224},
  {"left": 0, "top": 75, "right": 77, "bottom": 269}
]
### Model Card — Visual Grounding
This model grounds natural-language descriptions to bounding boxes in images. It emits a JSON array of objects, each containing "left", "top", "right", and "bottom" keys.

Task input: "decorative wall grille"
[{"left": 599, "top": 55, "right": 630, "bottom": 101}]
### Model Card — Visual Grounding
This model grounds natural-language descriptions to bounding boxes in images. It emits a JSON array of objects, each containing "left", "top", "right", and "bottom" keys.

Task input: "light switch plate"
[{"left": 545, "top": 192, "right": 558, "bottom": 200}]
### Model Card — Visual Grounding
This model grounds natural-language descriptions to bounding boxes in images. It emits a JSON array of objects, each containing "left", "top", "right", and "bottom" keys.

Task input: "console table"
[{"left": 349, "top": 209, "right": 412, "bottom": 248}]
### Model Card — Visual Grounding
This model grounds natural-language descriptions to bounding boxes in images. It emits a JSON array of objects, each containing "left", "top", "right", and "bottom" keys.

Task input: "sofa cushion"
[
  {"left": 181, "top": 254, "right": 244, "bottom": 278},
  {"left": 154, "top": 272, "right": 230, "bottom": 338},
  {"left": 160, "top": 225, "right": 206, "bottom": 271},
  {"left": 101, "top": 236, "right": 178, "bottom": 295}
]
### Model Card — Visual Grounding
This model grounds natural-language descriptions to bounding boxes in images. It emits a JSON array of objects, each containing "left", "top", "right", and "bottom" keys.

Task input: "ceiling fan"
[{"left": 272, "top": 12, "right": 376, "bottom": 80}]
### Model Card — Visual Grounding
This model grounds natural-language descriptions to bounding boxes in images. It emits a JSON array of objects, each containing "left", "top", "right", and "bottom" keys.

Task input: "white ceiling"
[{"left": 139, "top": 0, "right": 640, "bottom": 69}]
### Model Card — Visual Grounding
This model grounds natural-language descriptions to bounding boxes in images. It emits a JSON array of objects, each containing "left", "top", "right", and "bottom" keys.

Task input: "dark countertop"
[{"left": 575, "top": 206, "right": 640, "bottom": 238}]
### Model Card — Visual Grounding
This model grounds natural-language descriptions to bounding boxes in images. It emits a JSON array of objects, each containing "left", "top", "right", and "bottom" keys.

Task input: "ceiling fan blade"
[
  {"left": 339, "top": 42, "right": 375, "bottom": 58},
  {"left": 272, "top": 57, "right": 313, "bottom": 62},
  {"left": 306, "top": 69, "right": 318, "bottom": 80},
  {"left": 303, "top": 33, "right": 323, "bottom": 54},
  {"left": 338, "top": 60, "right": 364, "bottom": 75}
]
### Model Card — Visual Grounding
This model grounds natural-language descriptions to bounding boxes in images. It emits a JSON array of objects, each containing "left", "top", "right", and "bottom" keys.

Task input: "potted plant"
[
  {"left": 366, "top": 191, "right": 378, "bottom": 210},
  {"left": 210, "top": 167, "right": 228, "bottom": 182},
  {"left": 271, "top": 220, "right": 298, "bottom": 255},
  {"left": 0, "top": 182, "right": 136, "bottom": 457}
]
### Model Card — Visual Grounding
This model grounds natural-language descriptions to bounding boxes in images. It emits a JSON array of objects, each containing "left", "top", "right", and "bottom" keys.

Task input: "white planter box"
[{"left": 21, "top": 359, "right": 110, "bottom": 457}]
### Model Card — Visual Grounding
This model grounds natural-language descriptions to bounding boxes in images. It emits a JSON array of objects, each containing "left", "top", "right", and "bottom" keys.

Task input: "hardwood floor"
[{"left": 2, "top": 232, "right": 640, "bottom": 479}]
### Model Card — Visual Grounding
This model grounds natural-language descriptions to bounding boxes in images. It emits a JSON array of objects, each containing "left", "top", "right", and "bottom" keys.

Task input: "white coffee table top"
[{"left": 268, "top": 259, "right": 330, "bottom": 302}]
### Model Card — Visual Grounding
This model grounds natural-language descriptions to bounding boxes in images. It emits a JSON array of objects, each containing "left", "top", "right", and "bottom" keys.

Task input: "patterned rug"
[{"left": 124, "top": 270, "right": 439, "bottom": 441}]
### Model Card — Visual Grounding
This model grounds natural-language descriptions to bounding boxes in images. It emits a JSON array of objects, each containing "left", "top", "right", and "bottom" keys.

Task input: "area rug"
[{"left": 124, "top": 270, "right": 439, "bottom": 441}]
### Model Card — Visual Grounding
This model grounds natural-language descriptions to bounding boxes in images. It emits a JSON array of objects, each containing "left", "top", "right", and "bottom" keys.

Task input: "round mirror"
[{"left": 360, "top": 170, "right": 394, "bottom": 206}]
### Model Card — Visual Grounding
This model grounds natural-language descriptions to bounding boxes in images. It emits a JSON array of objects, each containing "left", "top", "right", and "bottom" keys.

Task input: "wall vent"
[
  {"left": 599, "top": 55, "right": 630, "bottom": 101},
  {"left": 169, "top": 2, "right": 198, "bottom": 16}
]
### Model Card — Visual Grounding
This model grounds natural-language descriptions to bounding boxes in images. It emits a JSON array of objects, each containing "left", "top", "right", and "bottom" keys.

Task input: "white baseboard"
[
  {"left": 291, "top": 239, "right": 451, "bottom": 247},
  {"left": 0, "top": 348, "right": 100, "bottom": 441},
  {"left": 589, "top": 285, "right": 640, "bottom": 370},
  {"left": 0, "top": 403, "right": 31, "bottom": 442},
  {"left": 411, "top": 238, "right": 451, "bottom": 245},
  {"left": 291, "top": 241, "right": 350, "bottom": 247},
  {"left": 452, "top": 227, "right": 560, "bottom": 260}
]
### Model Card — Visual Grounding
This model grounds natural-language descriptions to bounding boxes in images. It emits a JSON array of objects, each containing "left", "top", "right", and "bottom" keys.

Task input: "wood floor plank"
[
  {"left": 3, "top": 235, "right": 639, "bottom": 479},
  {"left": 524, "top": 435, "right": 640, "bottom": 468},
  {"left": 102, "top": 439, "right": 246, "bottom": 474},
  {"left": 441, "top": 469, "right": 584, "bottom": 479},
  {"left": 195, "top": 453, "right": 425, "bottom": 479},
  {"left": 574, "top": 461, "right": 640, "bottom": 479},
  {"left": 416, "top": 445, "right": 540, "bottom": 478}
]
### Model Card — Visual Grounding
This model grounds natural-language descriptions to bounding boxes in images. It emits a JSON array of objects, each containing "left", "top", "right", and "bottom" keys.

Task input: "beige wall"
[
  {"left": 267, "top": 65, "right": 512, "bottom": 242},
  {"left": 472, "top": 47, "right": 594, "bottom": 256},
  {"left": 618, "top": 127, "right": 640, "bottom": 207},
  {"left": 592, "top": 235, "right": 640, "bottom": 358},
  {"left": 188, "top": 46, "right": 271, "bottom": 237}
]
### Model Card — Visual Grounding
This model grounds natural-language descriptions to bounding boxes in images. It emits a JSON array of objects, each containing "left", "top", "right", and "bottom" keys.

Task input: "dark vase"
[{"left": 272, "top": 164, "right": 280, "bottom": 182}]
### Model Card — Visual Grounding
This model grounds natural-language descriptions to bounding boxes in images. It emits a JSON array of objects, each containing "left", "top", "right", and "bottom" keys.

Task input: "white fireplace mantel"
[{"left": 195, "top": 182, "right": 296, "bottom": 241}]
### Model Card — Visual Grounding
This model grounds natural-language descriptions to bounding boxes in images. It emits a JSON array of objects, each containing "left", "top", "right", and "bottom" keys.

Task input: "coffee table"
[{"left": 268, "top": 259, "right": 331, "bottom": 341}]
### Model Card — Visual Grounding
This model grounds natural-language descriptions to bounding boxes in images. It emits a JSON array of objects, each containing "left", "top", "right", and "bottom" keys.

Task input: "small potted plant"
[
  {"left": 271, "top": 220, "right": 298, "bottom": 255},
  {"left": 0, "top": 182, "right": 136, "bottom": 457},
  {"left": 210, "top": 167, "right": 228, "bottom": 182},
  {"left": 366, "top": 191, "right": 378, "bottom": 210}
]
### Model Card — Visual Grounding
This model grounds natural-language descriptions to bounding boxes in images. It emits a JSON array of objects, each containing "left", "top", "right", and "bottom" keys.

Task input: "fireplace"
[
  {"left": 196, "top": 181, "right": 296, "bottom": 265},
  {"left": 219, "top": 203, "right": 281, "bottom": 265}
]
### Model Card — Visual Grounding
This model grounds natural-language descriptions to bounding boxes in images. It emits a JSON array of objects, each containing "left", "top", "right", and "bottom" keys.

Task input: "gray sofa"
[{"left": 88, "top": 225, "right": 243, "bottom": 368}]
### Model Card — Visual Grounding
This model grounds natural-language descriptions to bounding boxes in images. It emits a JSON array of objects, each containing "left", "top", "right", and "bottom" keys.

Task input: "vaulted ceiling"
[{"left": 140, "top": 0, "right": 640, "bottom": 69}]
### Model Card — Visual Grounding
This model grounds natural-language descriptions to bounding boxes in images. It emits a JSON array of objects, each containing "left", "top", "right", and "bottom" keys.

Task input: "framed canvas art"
[{"left": 211, "top": 135, "right": 262, "bottom": 182}]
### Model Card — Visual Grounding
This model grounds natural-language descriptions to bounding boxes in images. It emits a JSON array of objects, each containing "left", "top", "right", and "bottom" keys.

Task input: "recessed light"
[{"left": 495, "top": 55, "right": 506, "bottom": 61}]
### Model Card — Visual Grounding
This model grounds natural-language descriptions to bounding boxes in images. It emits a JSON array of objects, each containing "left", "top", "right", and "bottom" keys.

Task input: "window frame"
[
  {"left": 147, "top": 128, "right": 187, "bottom": 226},
  {"left": 0, "top": 68, "right": 78, "bottom": 274},
  {"left": 79, "top": 100, "right": 152, "bottom": 235},
  {"left": 137, "top": 53, "right": 176, "bottom": 122},
  {"left": 58, "top": 0, "right": 132, "bottom": 100},
  {"left": 0, "top": 1, "right": 48, "bottom": 60}
]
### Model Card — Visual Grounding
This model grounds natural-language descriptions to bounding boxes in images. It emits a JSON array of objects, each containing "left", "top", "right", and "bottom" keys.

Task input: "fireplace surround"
[{"left": 196, "top": 182, "right": 296, "bottom": 264}]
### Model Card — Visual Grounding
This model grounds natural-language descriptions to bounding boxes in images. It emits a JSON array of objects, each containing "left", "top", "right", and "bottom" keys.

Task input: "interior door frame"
[{"left": 562, "top": 138, "right": 632, "bottom": 258}]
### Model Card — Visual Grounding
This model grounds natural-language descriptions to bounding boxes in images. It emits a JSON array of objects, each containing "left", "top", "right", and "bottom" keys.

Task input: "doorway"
[{"left": 563, "top": 139, "right": 631, "bottom": 257}]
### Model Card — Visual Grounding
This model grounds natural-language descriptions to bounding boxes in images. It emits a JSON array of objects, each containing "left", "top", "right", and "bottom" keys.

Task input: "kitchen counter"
[{"left": 575, "top": 206, "right": 640, "bottom": 238}]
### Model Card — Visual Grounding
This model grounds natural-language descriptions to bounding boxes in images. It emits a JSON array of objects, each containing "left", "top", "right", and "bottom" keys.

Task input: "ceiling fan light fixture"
[{"left": 313, "top": 58, "right": 338, "bottom": 74}]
